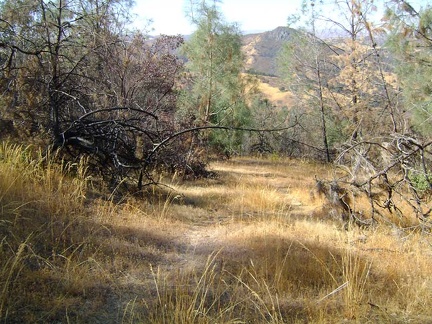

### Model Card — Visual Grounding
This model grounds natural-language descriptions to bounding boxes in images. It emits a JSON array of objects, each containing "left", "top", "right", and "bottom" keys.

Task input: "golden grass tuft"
[{"left": 0, "top": 143, "right": 94, "bottom": 321}]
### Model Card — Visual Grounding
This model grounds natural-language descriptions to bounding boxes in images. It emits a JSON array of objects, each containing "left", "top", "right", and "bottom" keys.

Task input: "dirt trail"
[{"left": 170, "top": 158, "right": 325, "bottom": 270}]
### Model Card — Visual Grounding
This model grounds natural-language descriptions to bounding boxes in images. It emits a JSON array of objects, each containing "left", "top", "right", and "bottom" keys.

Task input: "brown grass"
[
  {"left": 1, "top": 144, "right": 432, "bottom": 323},
  {"left": 258, "top": 81, "right": 293, "bottom": 107}
]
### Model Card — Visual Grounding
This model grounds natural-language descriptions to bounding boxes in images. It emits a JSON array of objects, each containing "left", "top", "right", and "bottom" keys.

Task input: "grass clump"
[
  {"left": 1, "top": 145, "right": 432, "bottom": 323},
  {"left": 0, "top": 143, "right": 102, "bottom": 322}
]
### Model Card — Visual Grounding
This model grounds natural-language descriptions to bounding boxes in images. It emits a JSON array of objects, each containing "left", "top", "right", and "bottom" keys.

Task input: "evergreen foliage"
[
  {"left": 179, "top": 1, "right": 251, "bottom": 155},
  {"left": 385, "top": 2, "right": 432, "bottom": 136}
]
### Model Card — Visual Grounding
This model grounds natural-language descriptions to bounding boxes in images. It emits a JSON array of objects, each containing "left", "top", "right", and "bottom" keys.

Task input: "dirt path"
[{"left": 168, "top": 158, "right": 326, "bottom": 271}]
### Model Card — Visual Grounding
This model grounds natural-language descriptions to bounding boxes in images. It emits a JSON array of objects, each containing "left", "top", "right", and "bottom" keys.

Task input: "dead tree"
[
  {"left": 325, "top": 135, "right": 432, "bottom": 230},
  {"left": 316, "top": 177, "right": 374, "bottom": 228}
]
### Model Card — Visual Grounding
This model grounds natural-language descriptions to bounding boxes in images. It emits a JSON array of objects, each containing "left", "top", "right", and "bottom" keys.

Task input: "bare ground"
[{"left": 162, "top": 157, "right": 329, "bottom": 271}]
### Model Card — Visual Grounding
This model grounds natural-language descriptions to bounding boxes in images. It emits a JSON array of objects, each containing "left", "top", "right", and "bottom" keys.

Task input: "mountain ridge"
[{"left": 242, "top": 26, "right": 297, "bottom": 77}]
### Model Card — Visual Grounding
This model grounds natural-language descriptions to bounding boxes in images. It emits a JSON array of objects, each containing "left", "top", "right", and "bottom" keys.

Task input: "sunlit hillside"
[
  {"left": 256, "top": 76, "right": 294, "bottom": 107},
  {"left": 242, "top": 26, "right": 297, "bottom": 76}
]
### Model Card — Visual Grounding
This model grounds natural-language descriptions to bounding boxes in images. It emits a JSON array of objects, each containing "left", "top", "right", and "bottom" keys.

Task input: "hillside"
[
  {"left": 242, "top": 26, "right": 297, "bottom": 77},
  {"left": 241, "top": 26, "right": 297, "bottom": 107},
  {"left": 256, "top": 75, "right": 294, "bottom": 107}
]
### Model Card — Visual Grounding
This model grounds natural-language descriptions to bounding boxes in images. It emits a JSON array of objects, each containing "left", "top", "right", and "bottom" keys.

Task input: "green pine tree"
[{"left": 179, "top": 0, "right": 251, "bottom": 155}]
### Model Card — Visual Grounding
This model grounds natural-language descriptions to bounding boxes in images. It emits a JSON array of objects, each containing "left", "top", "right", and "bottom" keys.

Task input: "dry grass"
[
  {"left": 1, "top": 144, "right": 432, "bottom": 323},
  {"left": 248, "top": 75, "right": 295, "bottom": 108},
  {"left": 258, "top": 81, "right": 293, "bottom": 107}
]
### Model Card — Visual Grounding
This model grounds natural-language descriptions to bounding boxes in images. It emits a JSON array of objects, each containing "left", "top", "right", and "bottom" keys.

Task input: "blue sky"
[{"left": 132, "top": 0, "right": 430, "bottom": 36}]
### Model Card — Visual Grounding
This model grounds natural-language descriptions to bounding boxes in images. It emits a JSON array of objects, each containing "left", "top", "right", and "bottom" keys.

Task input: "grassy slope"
[
  {"left": 1, "top": 144, "right": 432, "bottom": 323},
  {"left": 258, "top": 79, "right": 293, "bottom": 108}
]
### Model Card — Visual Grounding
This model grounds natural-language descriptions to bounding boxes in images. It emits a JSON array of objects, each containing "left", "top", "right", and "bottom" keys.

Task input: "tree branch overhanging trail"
[{"left": 146, "top": 122, "right": 300, "bottom": 163}]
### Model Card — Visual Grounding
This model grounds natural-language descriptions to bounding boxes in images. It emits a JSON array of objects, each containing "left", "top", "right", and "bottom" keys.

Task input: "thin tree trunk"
[{"left": 316, "top": 60, "right": 331, "bottom": 162}]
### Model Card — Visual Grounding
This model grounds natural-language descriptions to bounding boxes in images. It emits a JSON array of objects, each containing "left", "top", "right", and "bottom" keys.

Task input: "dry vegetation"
[
  {"left": 1, "top": 144, "right": 432, "bottom": 323},
  {"left": 255, "top": 76, "right": 294, "bottom": 108}
]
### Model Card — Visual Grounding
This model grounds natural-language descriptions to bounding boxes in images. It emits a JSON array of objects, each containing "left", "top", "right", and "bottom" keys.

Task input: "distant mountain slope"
[{"left": 242, "top": 26, "right": 297, "bottom": 77}]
